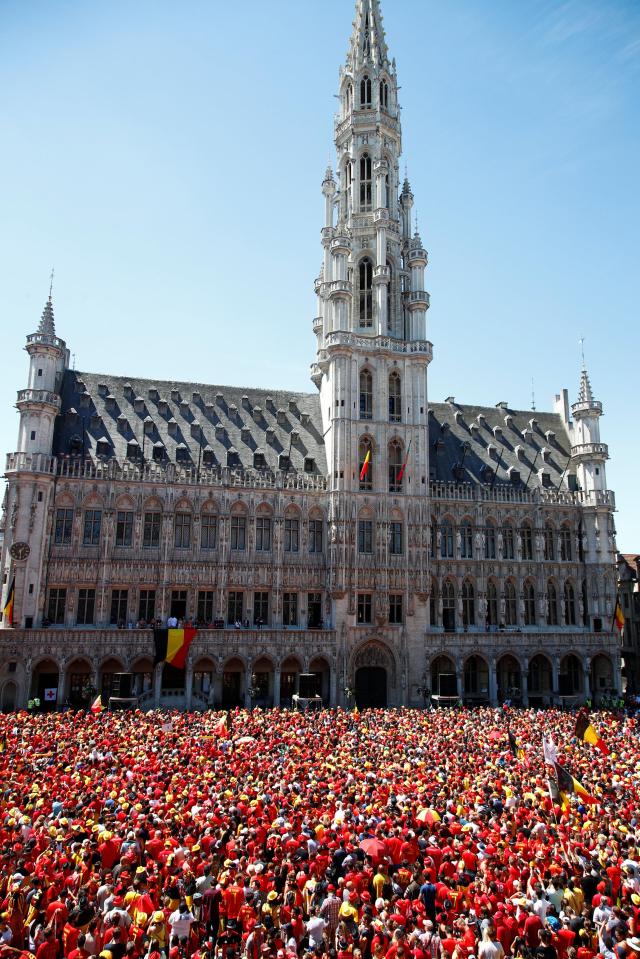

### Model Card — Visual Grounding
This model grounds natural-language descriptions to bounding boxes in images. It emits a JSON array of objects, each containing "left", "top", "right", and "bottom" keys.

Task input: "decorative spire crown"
[
  {"left": 577, "top": 367, "right": 595, "bottom": 406},
  {"left": 37, "top": 295, "right": 56, "bottom": 337},
  {"left": 348, "top": 0, "right": 389, "bottom": 69}
]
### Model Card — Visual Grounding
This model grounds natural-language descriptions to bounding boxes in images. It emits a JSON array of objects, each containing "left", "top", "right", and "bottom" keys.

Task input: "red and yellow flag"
[
  {"left": 396, "top": 439, "right": 412, "bottom": 485},
  {"left": 2, "top": 577, "right": 15, "bottom": 626},
  {"left": 359, "top": 449, "right": 371, "bottom": 482},
  {"left": 614, "top": 598, "right": 625, "bottom": 633},
  {"left": 153, "top": 627, "right": 197, "bottom": 669},
  {"left": 90, "top": 694, "right": 104, "bottom": 714},
  {"left": 554, "top": 761, "right": 597, "bottom": 807},
  {"left": 575, "top": 712, "right": 609, "bottom": 755}
]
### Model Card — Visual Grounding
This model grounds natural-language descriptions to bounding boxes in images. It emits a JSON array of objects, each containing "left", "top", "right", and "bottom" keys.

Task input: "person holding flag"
[{"left": 575, "top": 708, "right": 610, "bottom": 755}]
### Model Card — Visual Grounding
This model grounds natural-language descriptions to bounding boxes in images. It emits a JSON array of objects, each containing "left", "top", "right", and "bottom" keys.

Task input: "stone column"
[
  {"left": 551, "top": 657, "right": 559, "bottom": 706},
  {"left": 329, "top": 664, "right": 337, "bottom": 706},
  {"left": 185, "top": 661, "right": 193, "bottom": 711},
  {"left": 212, "top": 672, "right": 223, "bottom": 709},
  {"left": 153, "top": 663, "right": 162, "bottom": 708},
  {"left": 583, "top": 658, "right": 591, "bottom": 704},
  {"left": 488, "top": 658, "right": 497, "bottom": 706},
  {"left": 273, "top": 666, "right": 281, "bottom": 707},
  {"left": 521, "top": 660, "right": 529, "bottom": 707}
]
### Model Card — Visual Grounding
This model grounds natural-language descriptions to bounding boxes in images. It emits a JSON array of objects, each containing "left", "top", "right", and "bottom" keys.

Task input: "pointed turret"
[
  {"left": 37, "top": 294, "right": 56, "bottom": 337},
  {"left": 577, "top": 366, "right": 595, "bottom": 407},
  {"left": 348, "top": 0, "right": 388, "bottom": 70}
]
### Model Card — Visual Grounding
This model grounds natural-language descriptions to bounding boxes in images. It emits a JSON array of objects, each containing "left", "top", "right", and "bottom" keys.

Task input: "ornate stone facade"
[{"left": 0, "top": 0, "right": 620, "bottom": 711}]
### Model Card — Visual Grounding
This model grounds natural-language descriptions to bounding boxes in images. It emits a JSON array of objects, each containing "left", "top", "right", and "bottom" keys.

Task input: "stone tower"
[
  {"left": 311, "top": 0, "right": 433, "bottom": 701},
  {"left": 1, "top": 294, "right": 69, "bottom": 628}
]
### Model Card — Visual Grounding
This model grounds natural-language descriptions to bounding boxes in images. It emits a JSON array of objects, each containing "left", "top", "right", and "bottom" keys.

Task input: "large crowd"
[{"left": 1, "top": 707, "right": 640, "bottom": 959}]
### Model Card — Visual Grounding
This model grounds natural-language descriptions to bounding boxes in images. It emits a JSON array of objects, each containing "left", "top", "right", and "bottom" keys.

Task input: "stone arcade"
[{"left": 0, "top": 0, "right": 619, "bottom": 711}]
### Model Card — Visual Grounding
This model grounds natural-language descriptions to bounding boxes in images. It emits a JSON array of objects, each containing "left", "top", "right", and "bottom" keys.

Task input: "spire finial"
[
  {"left": 49, "top": 267, "right": 54, "bottom": 300},
  {"left": 531, "top": 377, "right": 536, "bottom": 412},
  {"left": 579, "top": 335, "right": 586, "bottom": 370}
]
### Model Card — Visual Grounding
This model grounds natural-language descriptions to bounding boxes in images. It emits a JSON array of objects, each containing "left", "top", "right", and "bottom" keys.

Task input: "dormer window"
[
  {"left": 253, "top": 451, "right": 266, "bottom": 469},
  {"left": 279, "top": 454, "right": 291, "bottom": 471},
  {"left": 175, "top": 443, "right": 189, "bottom": 463},
  {"left": 127, "top": 441, "right": 141, "bottom": 461},
  {"left": 96, "top": 439, "right": 111, "bottom": 458},
  {"left": 360, "top": 75, "right": 371, "bottom": 108},
  {"left": 304, "top": 457, "right": 315, "bottom": 473},
  {"left": 152, "top": 442, "right": 165, "bottom": 463}
]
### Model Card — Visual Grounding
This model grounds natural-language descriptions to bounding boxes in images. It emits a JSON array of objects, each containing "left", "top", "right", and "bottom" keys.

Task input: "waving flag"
[
  {"left": 575, "top": 712, "right": 609, "bottom": 755},
  {"left": 359, "top": 449, "right": 371, "bottom": 482},
  {"left": 153, "top": 627, "right": 197, "bottom": 669}
]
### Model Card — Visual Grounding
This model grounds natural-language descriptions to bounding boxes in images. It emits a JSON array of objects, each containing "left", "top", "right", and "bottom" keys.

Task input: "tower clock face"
[{"left": 9, "top": 541, "right": 30, "bottom": 560}]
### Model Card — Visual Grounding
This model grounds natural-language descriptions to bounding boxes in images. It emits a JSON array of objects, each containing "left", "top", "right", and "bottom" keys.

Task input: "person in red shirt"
[
  {"left": 35, "top": 927, "right": 58, "bottom": 959},
  {"left": 524, "top": 909, "right": 544, "bottom": 949}
]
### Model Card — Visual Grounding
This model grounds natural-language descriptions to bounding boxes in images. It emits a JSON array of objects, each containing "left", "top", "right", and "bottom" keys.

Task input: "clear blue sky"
[{"left": 1, "top": 0, "right": 638, "bottom": 548}]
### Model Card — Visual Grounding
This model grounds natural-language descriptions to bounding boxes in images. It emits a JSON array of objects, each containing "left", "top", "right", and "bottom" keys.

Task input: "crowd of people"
[{"left": 0, "top": 707, "right": 639, "bottom": 959}]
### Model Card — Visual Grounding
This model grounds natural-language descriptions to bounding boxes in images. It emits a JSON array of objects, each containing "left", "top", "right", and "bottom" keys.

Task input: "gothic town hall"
[{"left": 0, "top": 0, "right": 619, "bottom": 711}]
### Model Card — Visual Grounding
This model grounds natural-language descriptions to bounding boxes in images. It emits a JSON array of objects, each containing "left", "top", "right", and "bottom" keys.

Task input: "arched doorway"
[
  {"left": 66, "top": 658, "right": 92, "bottom": 709},
  {"left": 355, "top": 667, "right": 387, "bottom": 707},
  {"left": 280, "top": 656, "right": 302, "bottom": 706},
  {"left": 1, "top": 682, "right": 17, "bottom": 713},
  {"left": 591, "top": 654, "right": 614, "bottom": 704},
  {"left": 100, "top": 657, "right": 125, "bottom": 703},
  {"left": 131, "top": 658, "right": 154, "bottom": 698},
  {"left": 32, "top": 658, "right": 60, "bottom": 711},
  {"left": 251, "top": 657, "right": 274, "bottom": 707},
  {"left": 193, "top": 657, "right": 215, "bottom": 707},
  {"left": 463, "top": 655, "right": 488, "bottom": 704},
  {"left": 222, "top": 658, "right": 244, "bottom": 708},
  {"left": 497, "top": 654, "right": 521, "bottom": 704},
  {"left": 559, "top": 653, "right": 582, "bottom": 698},
  {"left": 528, "top": 654, "right": 553, "bottom": 707},
  {"left": 308, "top": 656, "right": 330, "bottom": 704},
  {"left": 353, "top": 642, "right": 393, "bottom": 707},
  {"left": 431, "top": 654, "right": 457, "bottom": 702}
]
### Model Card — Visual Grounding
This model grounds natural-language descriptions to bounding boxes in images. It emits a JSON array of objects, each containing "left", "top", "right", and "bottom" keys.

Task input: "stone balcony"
[
  {"left": 571, "top": 442, "right": 609, "bottom": 459},
  {"left": 16, "top": 388, "right": 61, "bottom": 409}
]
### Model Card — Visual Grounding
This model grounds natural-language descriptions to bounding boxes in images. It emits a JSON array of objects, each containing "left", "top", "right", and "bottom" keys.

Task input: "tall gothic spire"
[
  {"left": 37, "top": 294, "right": 56, "bottom": 337},
  {"left": 348, "top": 0, "right": 389, "bottom": 70}
]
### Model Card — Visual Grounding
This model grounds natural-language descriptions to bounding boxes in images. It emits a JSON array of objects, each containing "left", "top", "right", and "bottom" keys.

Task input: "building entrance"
[{"left": 355, "top": 666, "right": 387, "bottom": 708}]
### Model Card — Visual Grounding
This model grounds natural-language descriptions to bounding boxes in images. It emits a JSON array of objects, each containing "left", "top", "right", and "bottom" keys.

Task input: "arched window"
[
  {"left": 359, "top": 257, "right": 373, "bottom": 326},
  {"left": 388, "top": 439, "right": 403, "bottom": 493},
  {"left": 440, "top": 519, "right": 454, "bottom": 559},
  {"left": 462, "top": 580, "right": 475, "bottom": 628},
  {"left": 547, "top": 581, "right": 558, "bottom": 625},
  {"left": 485, "top": 521, "right": 496, "bottom": 559},
  {"left": 359, "top": 369, "right": 373, "bottom": 420},
  {"left": 582, "top": 578, "right": 589, "bottom": 627},
  {"left": 429, "top": 517, "right": 436, "bottom": 559},
  {"left": 504, "top": 581, "right": 517, "bottom": 626},
  {"left": 360, "top": 153, "right": 372, "bottom": 210},
  {"left": 360, "top": 75, "right": 372, "bottom": 107},
  {"left": 345, "top": 83, "right": 352, "bottom": 115},
  {"left": 379, "top": 78, "right": 389, "bottom": 109},
  {"left": 502, "top": 523, "right": 515, "bottom": 560},
  {"left": 544, "top": 523, "right": 555, "bottom": 561},
  {"left": 560, "top": 523, "right": 573, "bottom": 561},
  {"left": 486, "top": 581, "right": 498, "bottom": 627},
  {"left": 521, "top": 522, "right": 533, "bottom": 560},
  {"left": 442, "top": 581, "right": 455, "bottom": 632},
  {"left": 524, "top": 581, "right": 536, "bottom": 626},
  {"left": 460, "top": 519, "right": 473, "bottom": 559},
  {"left": 429, "top": 578, "right": 438, "bottom": 626},
  {"left": 388, "top": 371, "right": 401, "bottom": 422},
  {"left": 564, "top": 581, "right": 576, "bottom": 625},
  {"left": 358, "top": 436, "right": 373, "bottom": 491}
]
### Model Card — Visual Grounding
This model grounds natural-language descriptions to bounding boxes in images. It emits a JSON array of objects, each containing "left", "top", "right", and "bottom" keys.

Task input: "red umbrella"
[{"left": 359, "top": 837, "right": 386, "bottom": 860}]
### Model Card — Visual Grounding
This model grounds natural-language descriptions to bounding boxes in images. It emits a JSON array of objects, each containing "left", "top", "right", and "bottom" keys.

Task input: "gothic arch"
[{"left": 349, "top": 639, "right": 397, "bottom": 688}]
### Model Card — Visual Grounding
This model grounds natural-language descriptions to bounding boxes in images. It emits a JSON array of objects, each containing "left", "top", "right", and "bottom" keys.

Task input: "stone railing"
[
  {"left": 5, "top": 454, "right": 327, "bottom": 492},
  {"left": 16, "top": 389, "right": 61, "bottom": 408},
  {"left": 325, "top": 331, "right": 433, "bottom": 356},
  {"left": 0, "top": 627, "right": 338, "bottom": 663},
  {"left": 428, "top": 480, "right": 615, "bottom": 508},
  {"left": 571, "top": 442, "right": 609, "bottom": 459}
]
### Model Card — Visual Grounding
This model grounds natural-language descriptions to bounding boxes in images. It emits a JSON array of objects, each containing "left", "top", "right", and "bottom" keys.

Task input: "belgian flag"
[
  {"left": 613, "top": 598, "right": 625, "bottom": 633},
  {"left": 2, "top": 577, "right": 15, "bottom": 626},
  {"left": 554, "top": 760, "right": 597, "bottom": 807},
  {"left": 575, "top": 712, "right": 609, "bottom": 755},
  {"left": 508, "top": 730, "right": 525, "bottom": 761},
  {"left": 153, "top": 627, "right": 196, "bottom": 669}
]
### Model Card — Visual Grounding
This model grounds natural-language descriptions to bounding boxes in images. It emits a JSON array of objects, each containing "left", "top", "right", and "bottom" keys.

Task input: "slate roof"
[
  {"left": 428, "top": 400, "right": 572, "bottom": 489},
  {"left": 53, "top": 370, "right": 573, "bottom": 490},
  {"left": 53, "top": 371, "right": 327, "bottom": 476}
]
